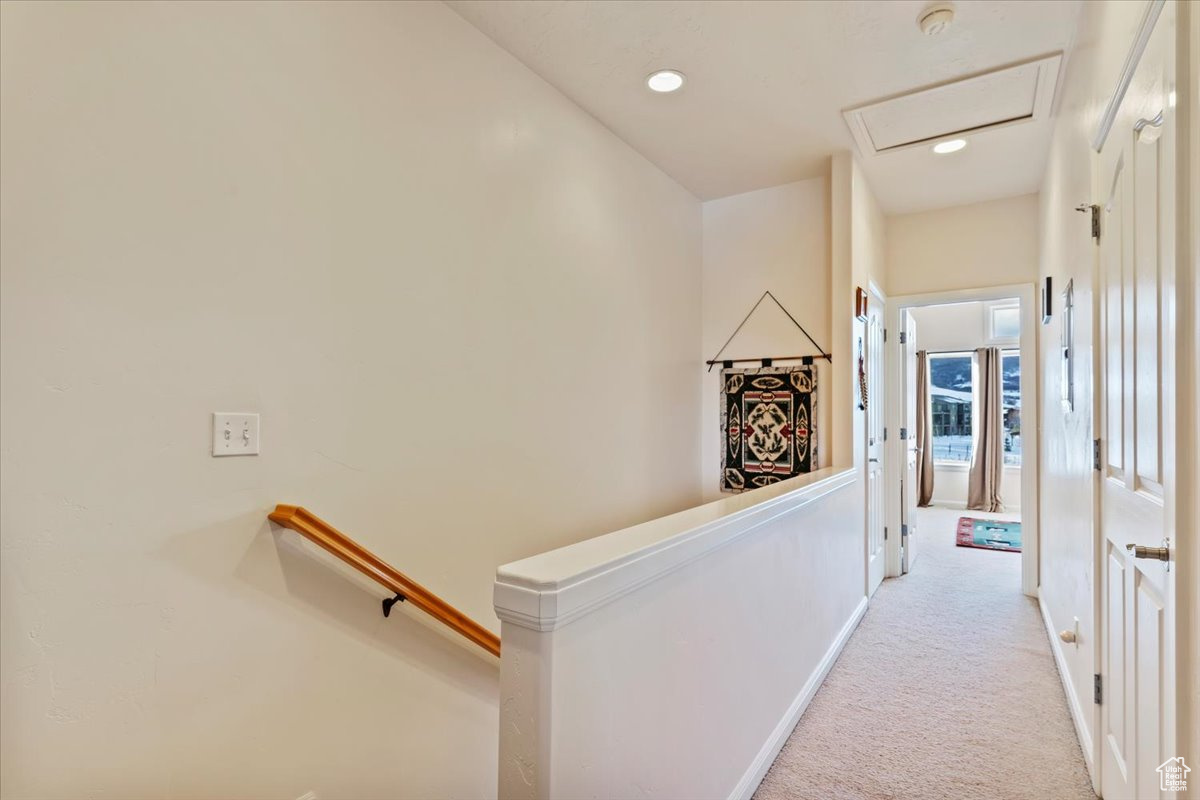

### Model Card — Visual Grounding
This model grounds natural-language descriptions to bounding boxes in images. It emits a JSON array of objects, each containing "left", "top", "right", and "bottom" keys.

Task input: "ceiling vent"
[{"left": 842, "top": 53, "right": 1062, "bottom": 156}]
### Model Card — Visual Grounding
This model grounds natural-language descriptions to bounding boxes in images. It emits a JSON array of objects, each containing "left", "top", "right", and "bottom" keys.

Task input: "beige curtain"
[
  {"left": 968, "top": 347, "right": 1004, "bottom": 512},
  {"left": 915, "top": 350, "right": 934, "bottom": 506}
]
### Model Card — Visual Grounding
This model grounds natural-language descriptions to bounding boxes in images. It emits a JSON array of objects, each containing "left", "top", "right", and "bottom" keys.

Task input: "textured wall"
[
  {"left": 700, "top": 178, "right": 831, "bottom": 501},
  {"left": 885, "top": 194, "right": 1039, "bottom": 297},
  {"left": 0, "top": 2, "right": 703, "bottom": 797}
]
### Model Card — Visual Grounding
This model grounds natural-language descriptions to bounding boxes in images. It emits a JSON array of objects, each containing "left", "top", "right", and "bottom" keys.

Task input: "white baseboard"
[
  {"left": 929, "top": 501, "right": 1024, "bottom": 512},
  {"left": 730, "top": 595, "right": 870, "bottom": 800},
  {"left": 1038, "top": 594, "right": 1097, "bottom": 793}
]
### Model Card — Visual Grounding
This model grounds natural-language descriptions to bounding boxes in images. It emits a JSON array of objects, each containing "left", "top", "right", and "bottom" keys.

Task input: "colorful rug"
[
  {"left": 720, "top": 365, "right": 817, "bottom": 493},
  {"left": 956, "top": 517, "right": 1021, "bottom": 552}
]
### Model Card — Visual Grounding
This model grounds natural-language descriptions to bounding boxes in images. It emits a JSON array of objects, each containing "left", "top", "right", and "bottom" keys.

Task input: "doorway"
[{"left": 884, "top": 285, "right": 1039, "bottom": 597}]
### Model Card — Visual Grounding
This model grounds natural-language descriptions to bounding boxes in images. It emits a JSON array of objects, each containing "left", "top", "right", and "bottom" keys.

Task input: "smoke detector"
[{"left": 918, "top": 3, "right": 955, "bottom": 35}]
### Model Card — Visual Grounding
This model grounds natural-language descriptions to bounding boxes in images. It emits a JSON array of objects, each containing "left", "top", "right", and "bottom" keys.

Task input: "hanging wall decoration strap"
[{"left": 705, "top": 290, "right": 832, "bottom": 371}]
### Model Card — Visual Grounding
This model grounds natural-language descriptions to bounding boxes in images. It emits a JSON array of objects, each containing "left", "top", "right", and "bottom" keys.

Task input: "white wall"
[
  {"left": 494, "top": 469, "right": 865, "bottom": 800},
  {"left": 830, "top": 155, "right": 884, "bottom": 471},
  {"left": 909, "top": 302, "right": 1023, "bottom": 511},
  {"left": 885, "top": 194, "right": 1039, "bottom": 297},
  {"left": 926, "top": 465, "right": 1021, "bottom": 512},
  {"left": 483, "top": 156, "right": 870, "bottom": 800},
  {"left": 851, "top": 159, "right": 888, "bottom": 296},
  {"left": 700, "top": 178, "right": 830, "bottom": 501},
  {"left": 0, "top": 2, "right": 704, "bottom": 798},
  {"left": 908, "top": 301, "right": 1017, "bottom": 351},
  {"left": 1034, "top": 0, "right": 1162, "bottom": 782}
]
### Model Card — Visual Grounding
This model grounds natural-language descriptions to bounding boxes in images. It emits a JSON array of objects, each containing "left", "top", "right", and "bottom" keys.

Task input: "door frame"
[
  {"left": 1179, "top": 0, "right": 1199, "bottom": 773},
  {"left": 864, "top": 281, "right": 888, "bottom": 597},
  {"left": 884, "top": 283, "right": 1040, "bottom": 597}
]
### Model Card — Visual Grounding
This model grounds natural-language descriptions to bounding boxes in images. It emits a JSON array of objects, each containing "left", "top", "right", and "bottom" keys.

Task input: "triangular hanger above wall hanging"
[{"left": 705, "top": 290, "right": 832, "bottom": 372}]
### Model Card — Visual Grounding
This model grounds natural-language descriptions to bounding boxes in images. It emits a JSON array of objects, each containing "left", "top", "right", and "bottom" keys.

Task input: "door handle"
[
  {"left": 1135, "top": 110, "right": 1165, "bottom": 143},
  {"left": 1125, "top": 543, "right": 1170, "bottom": 561}
]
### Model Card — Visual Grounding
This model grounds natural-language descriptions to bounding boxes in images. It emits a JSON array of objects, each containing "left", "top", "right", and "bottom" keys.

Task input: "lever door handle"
[
  {"left": 1135, "top": 110, "right": 1165, "bottom": 143},
  {"left": 1126, "top": 543, "right": 1170, "bottom": 561}
]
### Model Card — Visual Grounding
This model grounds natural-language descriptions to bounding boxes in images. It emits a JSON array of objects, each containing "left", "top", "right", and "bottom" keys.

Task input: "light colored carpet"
[{"left": 755, "top": 506, "right": 1096, "bottom": 800}]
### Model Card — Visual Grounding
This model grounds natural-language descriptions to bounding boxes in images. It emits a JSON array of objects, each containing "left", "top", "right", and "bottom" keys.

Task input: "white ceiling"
[{"left": 446, "top": 0, "right": 1082, "bottom": 214}]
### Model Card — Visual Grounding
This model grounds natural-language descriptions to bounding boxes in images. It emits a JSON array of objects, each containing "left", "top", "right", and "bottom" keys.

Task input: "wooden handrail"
[{"left": 268, "top": 504, "right": 500, "bottom": 657}]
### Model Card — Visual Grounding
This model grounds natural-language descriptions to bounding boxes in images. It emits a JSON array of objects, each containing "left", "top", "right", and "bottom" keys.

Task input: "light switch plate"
[{"left": 212, "top": 412, "right": 260, "bottom": 456}]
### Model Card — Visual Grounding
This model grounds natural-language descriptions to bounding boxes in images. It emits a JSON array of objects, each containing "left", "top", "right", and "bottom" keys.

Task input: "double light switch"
[{"left": 212, "top": 412, "right": 260, "bottom": 456}]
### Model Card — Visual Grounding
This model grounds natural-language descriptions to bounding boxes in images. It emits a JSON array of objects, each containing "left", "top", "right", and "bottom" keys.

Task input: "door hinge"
[
  {"left": 901, "top": 523, "right": 909, "bottom": 538},
  {"left": 1093, "top": 438, "right": 1102, "bottom": 471},
  {"left": 883, "top": 328, "right": 888, "bottom": 343},
  {"left": 1076, "top": 203, "right": 1101, "bottom": 242},
  {"left": 1094, "top": 673, "right": 1102, "bottom": 705},
  {"left": 884, "top": 526, "right": 889, "bottom": 540},
  {"left": 899, "top": 331, "right": 908, "bottom": 344},
  {"left": 900, "top": 427, "right": 909, "bottom": 440}
]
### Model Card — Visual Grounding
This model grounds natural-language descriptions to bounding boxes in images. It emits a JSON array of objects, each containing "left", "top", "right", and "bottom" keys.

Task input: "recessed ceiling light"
[
  {"left": 646, "top": 70, "right": 685, "bottom": 93},
  {"left": 932, "top": 138, "right": 967, "bottom": 154}
]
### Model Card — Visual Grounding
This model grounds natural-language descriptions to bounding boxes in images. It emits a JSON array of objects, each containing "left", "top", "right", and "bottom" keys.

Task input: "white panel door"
[
  {"left": 900, "top": 310, "right": 918, "bottom": 574},
  {"left": 866, "top": 294, "right": 886, "bottom": 596},
  {"left": 1097, "top": 4, "right": 1176, "bottom": 797}
]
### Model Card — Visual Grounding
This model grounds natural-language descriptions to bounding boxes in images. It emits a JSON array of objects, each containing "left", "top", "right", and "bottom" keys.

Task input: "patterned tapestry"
[{"left": 720, "top": 365, "right": 817, "bottom": 493}]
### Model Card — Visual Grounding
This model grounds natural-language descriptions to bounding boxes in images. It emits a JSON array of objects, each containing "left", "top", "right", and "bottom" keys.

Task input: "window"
[
  {"left": 929, "top": 353, "right": 973, "bottom": 462},
  {"left": 928, "top": 349, "right": 1021, "bottom": 466},
  {"left": 989, "top": 304, "right": 1020, "bottom": 341},
  {"left": 1003, "top": 350, "right": 1021, "bottom": 466}
]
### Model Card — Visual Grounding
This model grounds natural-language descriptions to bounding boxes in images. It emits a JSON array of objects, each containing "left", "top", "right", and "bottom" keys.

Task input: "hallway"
[
  {"left": 2, "top": 2, "right": 1195, "bottom": 796},
  {"left": 756, "top": 506, "right": 1095, "bottom": 800}
]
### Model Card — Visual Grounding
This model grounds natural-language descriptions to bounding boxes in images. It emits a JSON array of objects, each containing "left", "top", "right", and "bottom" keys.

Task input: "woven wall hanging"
[{"left": 720, "top": 365, "right": 817, "bottom": 493}]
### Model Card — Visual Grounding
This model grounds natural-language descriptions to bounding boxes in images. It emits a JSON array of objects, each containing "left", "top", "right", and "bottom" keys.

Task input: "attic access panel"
[{"left": 843, "top": 54, "right": 1062, "bottom": 156}]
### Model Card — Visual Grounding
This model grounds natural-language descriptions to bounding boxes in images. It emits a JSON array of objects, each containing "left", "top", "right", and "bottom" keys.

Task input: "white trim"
[
  {"left": 1092, "top": 0, "right": 1166, "bottom": 151},
  {"left": 843, "top": 54, "right": 1063, "bottom": 158},
  {"left": 1177, "top": 0, "right": 1200, "bottom": 770},
  {"left": 931, "top": 461, "right": 1024, "bottom": 472},
  {"left": 730, "top": 596, "right": 869, "bottom": 800},
  {"left": 1039, "top": 594, "right": 1099, "bottom": 793},
  {"left": 930, "top": 503, "right": 1024, "bottom": 514},
  {"left": 495, "top": 468, "right": 857, "bottom": 631},
  {"left": 930, "top": 499, "right": 968, "bottom": 510},
  {"left": 885, "top": 283, "right": 1039, "bottom": 596}
]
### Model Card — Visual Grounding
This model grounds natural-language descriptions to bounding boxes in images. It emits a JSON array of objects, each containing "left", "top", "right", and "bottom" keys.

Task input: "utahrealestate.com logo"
[{"left": 1158, "top": 757, "right": 1190, "bottom": 792}]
